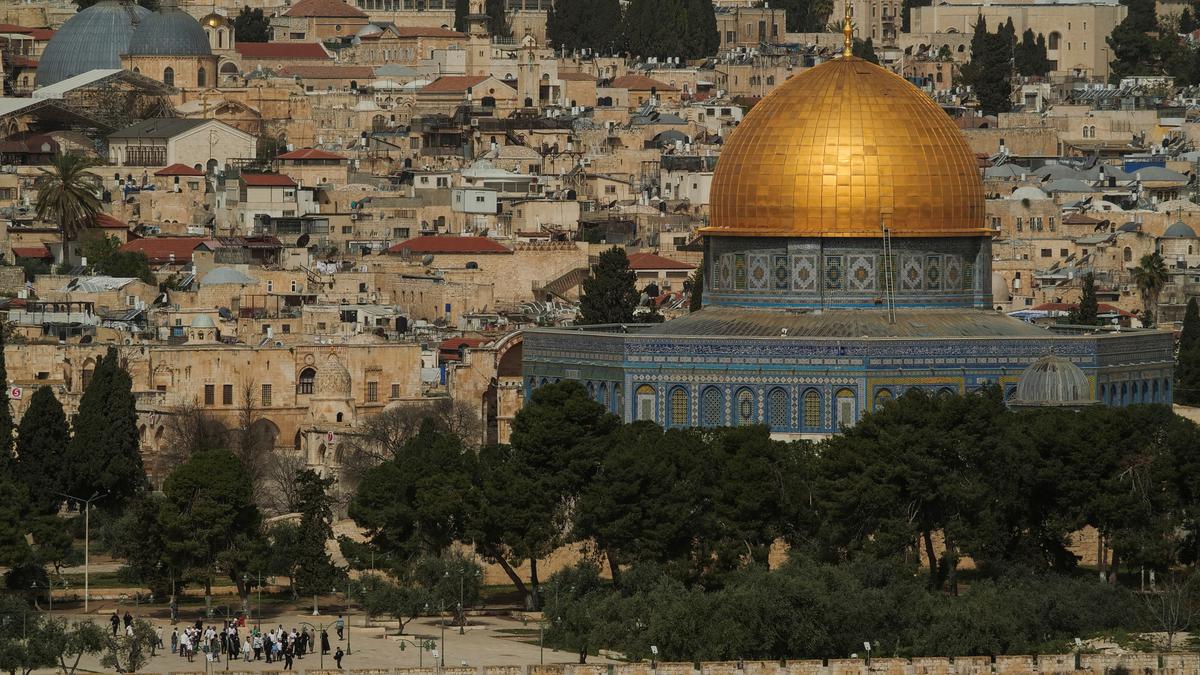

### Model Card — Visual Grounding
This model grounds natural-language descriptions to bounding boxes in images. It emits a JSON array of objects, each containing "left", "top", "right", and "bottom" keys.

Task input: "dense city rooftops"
[{"left": 387, "top": 236, "right": 511, "bottom": 255}]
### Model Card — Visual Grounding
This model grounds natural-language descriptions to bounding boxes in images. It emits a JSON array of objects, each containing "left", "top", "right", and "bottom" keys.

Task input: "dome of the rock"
[
  {"left": 707, "top": 56, "right": 986, "bottom": 239},
  {"left": 36, "top": 0, "right": 152, "bottom": 87}
]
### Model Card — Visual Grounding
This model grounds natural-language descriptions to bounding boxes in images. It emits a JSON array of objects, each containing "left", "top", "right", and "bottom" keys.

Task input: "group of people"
[{"left": 168, "top": 616, "right": 347, "bottom": 670}]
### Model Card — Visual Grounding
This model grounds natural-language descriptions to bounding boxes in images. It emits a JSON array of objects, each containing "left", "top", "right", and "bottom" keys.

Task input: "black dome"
[
  {"left": 126, "top": 8, "right": 212, "bottom": 56},
  {"left": 36, "top": 1, "right": 151, "bottom": 87}
]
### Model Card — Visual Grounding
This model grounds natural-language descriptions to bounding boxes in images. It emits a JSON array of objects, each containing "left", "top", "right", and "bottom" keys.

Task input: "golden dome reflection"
[{"left": 706, "top": 56, "right": 987, "bottom": 239}]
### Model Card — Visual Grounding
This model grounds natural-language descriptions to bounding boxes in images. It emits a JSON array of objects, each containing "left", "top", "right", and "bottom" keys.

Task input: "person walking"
[
  {"left": 169, "top": 596, "right": 178, "bottom": 624},
  {"left": 320, "top": 629, "right": 330, "bottom": 655},
  {"left": 109, "top": 613, "right": 120, "bottom": 636},
  {"left": 335, "top": 615, "right": 344, "bottom": 641},
  {"left": 171, "top": 628, "right": 179, "bottom": 654},
  {"left": 283, "top": 646, "right": 294, "bottom": 671},
  {"left": 334, "top": 647, "right": 344, "bottom": 669},
  {"left": 123, "top": 611, "right": 132, "bottom": 630},
  {"left": 243, "top": 636, "right": 252, "bottom": 663}
]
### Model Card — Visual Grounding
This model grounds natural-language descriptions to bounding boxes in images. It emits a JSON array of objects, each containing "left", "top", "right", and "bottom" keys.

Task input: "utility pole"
[{"left": 56, "top": 491, "right": 106, "bottom": 613}]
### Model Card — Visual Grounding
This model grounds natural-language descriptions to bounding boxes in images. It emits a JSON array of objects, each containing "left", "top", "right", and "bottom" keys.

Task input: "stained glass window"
[
  {"left": 670, "top": 388, "right": 688, "bottom": 426},
  {"left": 803, "top": 390, "right": 820, "bottom": 429},
  {"left": 736, "top": 389, "right": 754, "bottom": 425},
  {"left": 767, "top": 388, "right": 788, "bottom": 428},
  {"left": 702, "top": 387, "right": 722, "bottom": 426}
]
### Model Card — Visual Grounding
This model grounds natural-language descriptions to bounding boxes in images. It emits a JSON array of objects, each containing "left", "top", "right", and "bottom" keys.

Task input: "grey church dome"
[
  {"left": 127, "top": 8, "right": 212, "bottom": 56},
  {"left": 36, "top": 1, "right": 151, "bottom": 87},
  {"left": 1011, "top": 355, "right": 1095, "bottom": 408}
]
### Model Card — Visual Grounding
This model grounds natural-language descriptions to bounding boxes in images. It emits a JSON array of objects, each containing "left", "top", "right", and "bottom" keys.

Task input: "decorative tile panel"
[
  {"left": 772, "top": 255, "right": 790, "bottom": 290},
  {"left": 791, "top": 254, "right": 817, "bottom": 292},
  {"left": 847, "top": 254, "right": 876, "bottom": 292},
  {"left": 824, "top": 255, "right": 845, "bottom": 291},
  {"left": 748, "top": 254, "right": 770, "bottom": 291},
  {"left": 900, "top": 254, "right": 923, "bottom": 291},
  {"left": 925, "top": 255, "right": 942, "bottom": 291},
  {"left": 944, "top": 255, "right": 962, "bottom": 291}
]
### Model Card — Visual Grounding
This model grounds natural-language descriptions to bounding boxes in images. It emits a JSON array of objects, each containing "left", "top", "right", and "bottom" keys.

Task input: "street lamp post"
[
  {"left": 300, "top": 621, "right": 327, "bottom": 670},
  {"left": 341, "top": 575, "right": 353, "bottom": 656},
  {"left": 398, "top": 638, "right": 436, "bottom": 668},
  {"left": 55, "top": 491, "right": 106, "bottom": 614}
]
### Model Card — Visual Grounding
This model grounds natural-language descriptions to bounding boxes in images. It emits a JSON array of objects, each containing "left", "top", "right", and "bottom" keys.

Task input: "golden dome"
[
  {"left": 202, "top": 13, "right": 228, "bottom": 27},
  {"left": 706, "top": 56, "right": 987, "bottom": 239}
]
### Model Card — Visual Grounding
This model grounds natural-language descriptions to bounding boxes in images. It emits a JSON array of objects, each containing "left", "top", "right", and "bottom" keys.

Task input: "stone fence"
[{"left": 140, "top": 654, "right": 1200, "bottom": 675}]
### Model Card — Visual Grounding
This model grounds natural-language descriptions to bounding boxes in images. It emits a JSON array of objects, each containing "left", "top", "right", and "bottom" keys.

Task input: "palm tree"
[
  {"left": 34, "top": 152, "right": 102, "bottom": 268},
  {"left": 1131, "top": 252, "right": 1169, "bottom": 327}
]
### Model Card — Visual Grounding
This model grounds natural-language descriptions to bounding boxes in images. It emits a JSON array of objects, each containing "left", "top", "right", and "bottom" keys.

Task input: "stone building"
[
  {"left": 523, "top": 32, "right": 1175, "bottom": 438},
  {"left": 121, "top": 5, "right": 218, "bottom": 89}
]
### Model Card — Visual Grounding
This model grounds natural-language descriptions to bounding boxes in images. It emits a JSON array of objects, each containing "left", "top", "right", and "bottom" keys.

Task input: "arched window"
[
  {"left": 599, "top": 383, "right": 608, "bottom": 409},
  {"left": 1099, "top": 383, "right": 1107, "bottom": 405},
  {"left": 767, "top": 388, "right": 788, "bottom": 429},
  {"left": 198, "top": 67, "right": 206, "bottom": 87},
  {"left": 336, "top": 412, "right": 344, "bottom": 423},
  {"left": 1141, "top": 381, "right": 1149, "bottom": 403},
  {"left": 874, "top": 388, "right": 893, "bottom": 410},
  {"left": 1152, "top": 380, "right": 1159, "bottom": 403},
  {"left": 635, "top": 385, "right": 656, "bottom": 421},
  {"left": 701, "top": 387, "right": 723, "bottom": 426},
  {"left": 736, "top": 389, "right": 755, "bottom": 425},
  {"left": 1048, "top": 32, "right": 1061, "bottom": 49},
  {"left": 1123, "top": 247, "right": 1133, "bottom": 263},
  {"left": 803, "top": 389, "right": 821, "bottom": 429},
  {"left": 163, "top": 67, "right": 175, "bottom": 87},
  {"left": 937, "top": 386, "right": 956, "bottom": 397},
  {"left": 298, "top": 368, "right": 316, "bottom": 395},
  {"left": 836, "top": 389, "right": 856, "bottom": 427},
  {"left": 1120, "top": 382, "right": 1128, "bottom": 406},
  {"left": 614, "top": 384, "right": 623, "bottom": 414},
  {"left": 218, "top": 28, "right": 224, "bottom": 48},
  {"left": 669, "top": 387, "right": 688, "bottom": 427}
]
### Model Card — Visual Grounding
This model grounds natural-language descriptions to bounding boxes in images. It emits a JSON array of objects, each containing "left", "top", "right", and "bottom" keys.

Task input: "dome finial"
[{"left": 842, "top": 3, "right": 854, "bottom": 57}]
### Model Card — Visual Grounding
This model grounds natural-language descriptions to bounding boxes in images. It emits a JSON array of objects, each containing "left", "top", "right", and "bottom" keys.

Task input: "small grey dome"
[
  {"left": 1012, "top": 355, "right": 1094, "bottom": 408},
  {"left": 127, "top": 9, "right": 212, "bottom": 56},
  {"left": 1163, "top": 221, "right": 1197, "bottom": 239},
  {"left": 191, "top": 314, "right": 216, "bottom": 329},
  {"left": 201, "top": 267, "right": 257, "bottom": 285},
  {"left": 36, "top": 1, "right": 152, "bottom": 87},
  {"left": 991, "top": 272, "right": 1011, "bottom": 303},
  {"left": 355, "top": 23, "right": 384, "bottom": 38}
]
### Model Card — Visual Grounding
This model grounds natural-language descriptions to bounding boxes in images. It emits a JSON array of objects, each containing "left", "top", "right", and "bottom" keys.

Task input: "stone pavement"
[{"left": 40, "top": 609, "right": 612, "bottom": 674}]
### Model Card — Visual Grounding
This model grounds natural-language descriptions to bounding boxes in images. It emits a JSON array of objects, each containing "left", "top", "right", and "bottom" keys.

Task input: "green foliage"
[
  {"left": 160, "top": 449, "right": 261, "bottom": 605},
  {"left": 621, "top": 0, "right": 719, "bottom": 59},
  {"left": 1176, "top": 298, "right": 1200, "bottom": 405},
  {"left": 99, "top": 618, "right": 156, "bottom": 673},
  {"left": 233, "top": 5, "right": 270, "bottom": 42},
  {"left": 64, "top": 347, "right": 145, "bottom": 509},
  {"left": 485, "top": 0, "right": 510, "bottom": 37},
  {"left": 1068, "top": 272, "right": 1101, "bottom": 325},
  {"left": 356, "top": 552, "right": 483, "bottom": 633},
  {"left": 547, "top": 0, "right": 623, "bottom": 53},
  {"left": 350, "top": 423, "right": 477, "bottom": 561},
  {"left": 578, "top": 247, "right": 639, "bottom": 325},
  {"left": 960, "top": 17, "right": 1013, "bottom": 116},
  {"left": 0, "top": 328, "right": 11, "bottom": 475},
  {"left": 81, "top": 235, "right": 153, "bottom": 283},
  {"left": 15, "top": 259, "right": 48, "bottom": 284},
  {"left": 454, "top": 0, "right": 468, "bottom": 32},
  {"left": 42, "top": 619, "right": 105, "bottom": 675},
  {"left": 1183, "top": 8, "right": 1196, "bottom": 34},
  {"left": 544, "top": 559, "right": 1144, "bottom": 661},
  {"left": 0, "top": 595, "right": 60, "bottom": 675},
  {"left": 471, "top": 381, "right": 616, "bottom": 607},
  {"left": 13, "top": 387, "right": 69, "bottom": 516},
  {"left": 773, "top": 0, "right": 833, "bottom": 32},
  {"left": 1132, "top": 252, "right": 1168, "bottom": 327},
  {"left": 853, "top": 37, "right": 879, "bottom": 63},
  {"left": 33, "top": 154, "right": 102, "bottom": 267},
  {"left": 290, "top": 469, "right": 343, "bottom": 601},
  {"left": 1014, "top": 29, "right": 1052, "bottom": 76}
]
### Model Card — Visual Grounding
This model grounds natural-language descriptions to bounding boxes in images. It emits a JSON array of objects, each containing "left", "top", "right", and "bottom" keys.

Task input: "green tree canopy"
[
  {"left": 13, "top": 387, "right": 69, "bottom": 516},
  {"left": 33, "top": 154, "right": 102, "bottom": 267},
  {"left": 290, "top": 469, "right": 343, "bottom": 612},
  {"left": 960, "top": 17, "right": 1014, "bottom": 116},
  {"left": 578, "top": 246, "right": 639, "bottom": 325},
  {"left": 64, "top": 348, "right": 145, "bottom": 509},
  {"left": 1176, "top": 298, "right": 1200, "bottom": 404},
  {"left": 233, "top": 6, "right": 270, "bottom": 42},
  {"left": 547, "top": 0, "right": 623, "bottom": 54}
]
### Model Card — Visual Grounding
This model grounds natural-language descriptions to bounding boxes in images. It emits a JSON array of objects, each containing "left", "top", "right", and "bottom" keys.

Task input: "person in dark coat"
[
  {"left": 334, "top": 647, "right": 343, "bottom": 669},
  {"left": 110, "top": 613, "right": 120, "bottom": 635},
  {"left": 321, "top": 629, "right": 330, "bottom": 655}
]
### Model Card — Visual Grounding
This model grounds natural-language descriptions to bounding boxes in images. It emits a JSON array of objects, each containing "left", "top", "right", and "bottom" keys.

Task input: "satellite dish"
[
  {"left": 80, "top": 335, "right": 93, "bottom": 344},
  {"left": 296, "top": 233, "right": 311, "bottom": 247},
  {"left": 421, "top": 254, "right": 434, "bottom": 266}
]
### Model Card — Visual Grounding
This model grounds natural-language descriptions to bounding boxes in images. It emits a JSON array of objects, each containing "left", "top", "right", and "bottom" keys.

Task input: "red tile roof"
[
  {"left": 234, "top": 42, "right": 330, "bottom": 60},
  {"left": 242, "top": 173, "right": 298, "bottom": 187},
  {"left": 119, "top": 237, "right": 206, "bottom": 264},
  {"left": 609, "top": 75, "right": 677, "bottom": 91},
  {"left": 392, "top": 26, "right": 465, "bottom": 37},
  {"left": 277, "top": 148, "right": 346, "bottom": 161},
  {"left": 277, "top": 65, "right": 375, "bottom": 79},
  {"left": 558, "top": 72, "right": 597, "bottom": 82},
  {"left": 626, "top": 252, "right": 695, "bottom": 270},
  {"left": 387, "top": 235, "right": 510, "bottom": 255},
  {"left": 11, "top": 246, "right": 51, "bottom": 260},
  {"left": 155, "top": 163, "right": 205, "bottom": 177},
  {"left": 283, "top": 0, "right": 367, "bottom": 18},
  {"left": 419, "top": 75, "right": 489, "bottom": 94},
  {"left": 91, "top": 213, "right": 128, "bottom": 229}
]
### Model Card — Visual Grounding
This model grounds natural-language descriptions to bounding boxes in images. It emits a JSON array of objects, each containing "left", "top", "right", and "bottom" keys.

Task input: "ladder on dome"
[{"left": 881, "top": 217, "right": 897, "bottom": 324}]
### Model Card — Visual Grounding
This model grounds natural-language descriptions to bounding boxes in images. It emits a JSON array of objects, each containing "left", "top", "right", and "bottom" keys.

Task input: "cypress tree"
[
  {"left": 853, "top": 37, "right": 879, "bottom": 63},
  {"left": 454, "top": 0, "right": 468, "bottom": 33},
  {"left": 14, "top": 386, "right": 70, "bottom": 515},
  {"left": 578, "top": 247, "right": 639, "bottom": 325},
  {"left": 1183, "top": 8, "right": 1196, "bottom": 34},
  {"left": 485, "top": 0, "right": 510, "bottom": 37},
  {"left": 688, "top": 263, "right": 704, "bottom": 312},
  {"left": 685, "top": 0, "right": 720, "bottom": 58},
  {"left": 0, "top": 327, "right": 13, "bottom": 475},
  {"left": 1181, "top": 297, "right": 1200, "bottom": 352},
  {"left": 65, "top": 348, "right": 145, "bottom": 508}
]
